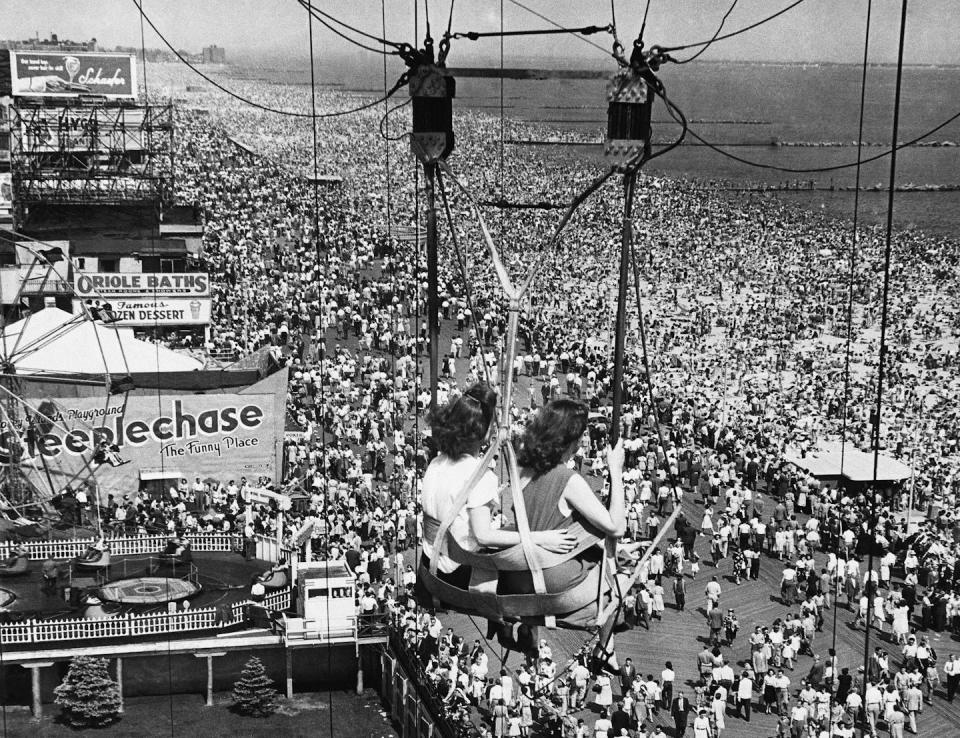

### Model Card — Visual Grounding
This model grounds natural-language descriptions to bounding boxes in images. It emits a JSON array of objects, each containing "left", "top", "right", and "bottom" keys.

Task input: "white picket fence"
[
  {"left": 0, "top": 587, "right": 292, "bottom": 646},
  {"left": 0, "top": 533, "right": 248, "bottom": 561},
  {"left": 0, "top": 533, "right": 286, "bottom": 561}
]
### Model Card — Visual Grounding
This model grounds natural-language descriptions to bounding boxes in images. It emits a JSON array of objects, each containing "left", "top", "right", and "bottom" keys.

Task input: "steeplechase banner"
[
  {"left": 15, "top": 368, "right": 287, "bottom": 497},
  {"left": 9, "top": 51, "right": 137, "bottom": 99}
]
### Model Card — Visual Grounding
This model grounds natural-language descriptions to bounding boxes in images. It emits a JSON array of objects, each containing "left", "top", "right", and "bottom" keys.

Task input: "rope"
[
  {"left": 136, "top": 0, "right": 150, "bottom": 100},
  {"left": 294, "top": 1, "right": 407, "bottom": 52},
  {"left": 132, "top": 0, "right": 404, "bottom": 118},
  {"left": 672, "top": 0, "right": 740, "bottom": 64},
  {"left": 639, "top": 0, "right": 653, "bottom": 43},
  {"left": 305, "top": 5, "right": 335, "bottom": 737},
  {"left": 861, "top": 0, "right": 909, "bottom": 704},
  {"left": 505, "top": 0, "right": 613, "bottom": 57},
  {"left": 647, "top": 84, "right": 688, "bottom": 163},
  {"left": 434, "top": 169, "right": 493, "bottom": 388},
  {"left": 830, "top": 1, "right": 871, "bottom": 723},
  {"left": 677, "top": 111, "right": 960, "bottom": 174},
  {"left": 659, "top": 0, "right": 808, "bottom": 52},
  {"left": 452, "top": 25, "right": 612, "bottom": 41}
]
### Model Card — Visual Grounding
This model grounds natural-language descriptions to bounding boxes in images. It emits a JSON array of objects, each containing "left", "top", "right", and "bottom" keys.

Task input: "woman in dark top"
[{"left": 498, "top": 399, "right": 626, "bottom": 667}]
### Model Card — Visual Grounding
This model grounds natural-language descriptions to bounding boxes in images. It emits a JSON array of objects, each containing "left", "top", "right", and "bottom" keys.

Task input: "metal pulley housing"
[
  {"left": 604, "top": 67, "right": 653, "bottom": 170},
  {"left": 409, "top": 64, "right": 456, "bottom": 164}
]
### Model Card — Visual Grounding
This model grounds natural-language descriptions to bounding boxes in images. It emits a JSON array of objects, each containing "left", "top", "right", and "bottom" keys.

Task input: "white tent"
[{"left": 0, "top": 308, "right": 203, "bottom": 375}]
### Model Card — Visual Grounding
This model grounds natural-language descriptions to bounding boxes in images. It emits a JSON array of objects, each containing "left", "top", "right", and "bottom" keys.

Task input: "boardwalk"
[
  {"left": 417, "top": 488, "right": 960, "bottom": 737},
  {"left": 346, "top": 258, "right": 960, "bottom": 736}
]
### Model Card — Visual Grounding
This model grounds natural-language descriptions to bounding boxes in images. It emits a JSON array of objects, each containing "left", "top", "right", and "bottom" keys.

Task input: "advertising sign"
[
  {"left": 74, "top": 272, "right": 210, "bottom": 298},
  {"left": 19, "top": 107, "right": 146, "bottom": 153},
  {"left": 16, "top": 369, "right": 288, "bottom": 495},
  {"left": 73, "top": 296, "right": 212, "bottom": 326},
  {"left": 10, "top": 51, "right": 137, "bottom": 99},
  {"left": 0, "top": 173, "right": 11, "bottom": 222},
  {"left": 73, "top": 273, "right": 211, "bottom": 325}
]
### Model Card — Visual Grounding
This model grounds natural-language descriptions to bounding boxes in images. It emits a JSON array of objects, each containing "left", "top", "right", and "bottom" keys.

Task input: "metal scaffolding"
[{"left": 8, "top": 100, "right": 173, "bottom": 212}]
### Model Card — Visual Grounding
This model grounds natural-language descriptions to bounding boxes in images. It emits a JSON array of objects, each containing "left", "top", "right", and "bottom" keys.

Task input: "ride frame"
[{"left": 410, "top": 32, "right": 667, "bottom": 636}]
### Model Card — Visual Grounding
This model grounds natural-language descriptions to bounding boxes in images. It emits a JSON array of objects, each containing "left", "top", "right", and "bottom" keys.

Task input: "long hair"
[
  {"left": 427, "top": 383, "right": 497, "bottom": 458},
  {"left": 516, "top": 399, "right": 589, "bottom": 476}
]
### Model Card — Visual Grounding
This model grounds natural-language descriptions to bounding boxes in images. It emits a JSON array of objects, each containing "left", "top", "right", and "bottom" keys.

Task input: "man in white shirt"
[
  {"left": 736, "top": 671, "right": 753, "bottom": 721},
  {"left": 571, "top": 661, "right": 590, "bottom": 710},
  {"left": 864, "top": 681, "right": 882, "bottom": 736}
]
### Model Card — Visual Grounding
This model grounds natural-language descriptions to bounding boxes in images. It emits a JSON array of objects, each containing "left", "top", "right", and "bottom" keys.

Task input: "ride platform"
[{"left": 0, "top": 551, "right": 271, "bottom": 620}]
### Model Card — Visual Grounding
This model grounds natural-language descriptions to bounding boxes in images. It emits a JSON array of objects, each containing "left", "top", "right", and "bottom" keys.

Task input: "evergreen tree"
[
  {"left": 53, "top": 656, "right": 122, "bottom": 728},
  {"left": 232, "top": 656, "right": 280, "bottom": 717}
]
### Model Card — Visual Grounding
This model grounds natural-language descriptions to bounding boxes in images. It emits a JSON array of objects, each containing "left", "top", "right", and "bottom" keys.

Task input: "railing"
[
  {"left": 254, "top": 535, "right": 281, "bottom": 563},
  {"left": 357, "top": 612, "right": 390, "bottom": 639},
  {"left": 0, "top": 587, "right": 295, "bottom": 646},
  {"left": 0, "top": 534, "right": 244, "bottom": 561},
  {"left": 387, "top": 628, "right": 471, "bottom": 738},
  {"left": 261, "top": 587, "right": 292, "bottom": 612}
]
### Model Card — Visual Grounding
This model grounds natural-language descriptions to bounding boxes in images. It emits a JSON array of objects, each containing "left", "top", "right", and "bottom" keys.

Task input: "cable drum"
[
  {"left": 604, "top": 68, "right": 653, "bottom": 170},
  {"left": 409, "top": 65, "right": 456, "bottom": 164}
]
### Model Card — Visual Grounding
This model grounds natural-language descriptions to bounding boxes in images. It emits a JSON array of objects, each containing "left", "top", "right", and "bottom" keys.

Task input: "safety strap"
[
  {"left": 421, "top": 513, "right": 600, "bottom": 571},
  {"left": 505, "top": 440, "right": 552, "bottom": 627}
]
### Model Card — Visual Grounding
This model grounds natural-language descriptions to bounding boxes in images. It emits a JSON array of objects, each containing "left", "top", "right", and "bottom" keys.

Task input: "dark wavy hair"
[
  {"left": 428, "top": 383, "right": 497, "bottom": 458},
  {"left": 516, "top": 399, "right": 589, "bottom": 476}
]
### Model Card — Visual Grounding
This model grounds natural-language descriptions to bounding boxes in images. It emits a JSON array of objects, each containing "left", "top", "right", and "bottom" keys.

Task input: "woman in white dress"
[
  {"left": 693, "top": 709, "right": 713, "bottom": 738},
  {"left": 892, "top": 603, "right": 910, "bottom": 644},
  {"left": 592, "top": 709, "right": 612, "bottom": 738},
  {"left": 418, "top": 384, "right": 576, "bottom": 599},
  {"left": 700, "top": 508, "right": 715, "bottom": 536},
  {"left": 593, "top": 673, "right": 613, "bottom": 710}
]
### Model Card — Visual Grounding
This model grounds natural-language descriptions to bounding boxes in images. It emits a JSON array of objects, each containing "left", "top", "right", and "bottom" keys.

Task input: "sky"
[{"left": 3, "top": 0, "right": 959, "bottom": 67}]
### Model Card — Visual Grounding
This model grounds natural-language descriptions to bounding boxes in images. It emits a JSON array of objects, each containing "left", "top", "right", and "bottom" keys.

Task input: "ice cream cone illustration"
[{"left": 64, "top": 56, "right": 80, "bottom": 83}]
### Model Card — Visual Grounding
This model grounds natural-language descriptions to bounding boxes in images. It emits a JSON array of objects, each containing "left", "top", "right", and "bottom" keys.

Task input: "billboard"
[
  {"left": 10, "top": 51, "right": 137, "bottom": 99},
  {"left": 74, "top": 272, "right": 210, "bottom": 298},
  {"left": 16, "top": 369, "right": 288, "bottom": 496},
  {"left": 73, "top": 296, "right": 212, "bottom": 326},
  {"left": 18, "top": 107, "right": 147, "bottom": 153},
  {"left": 0, "top": 173, "right": 11, "bottom": 222},
  {"left": 73, "top": 272, "right": 211, "bottom": 326}
]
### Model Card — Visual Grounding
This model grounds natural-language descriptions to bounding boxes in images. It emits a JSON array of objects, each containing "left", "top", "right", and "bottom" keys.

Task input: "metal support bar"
[
  {"left": 424, "top": 162, "right": 440, "bottom": 412},
  {"left": 609, "top": 171, "right": 637, "bottom": 445}
]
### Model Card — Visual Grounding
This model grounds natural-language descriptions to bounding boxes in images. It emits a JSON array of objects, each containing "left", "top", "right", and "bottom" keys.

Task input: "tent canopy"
[
  {"left": 787, "top": 447, "right": 912, "bottom": 483},
  {"left": 1, "top": 308, "right": 203, "bottom": 375}
]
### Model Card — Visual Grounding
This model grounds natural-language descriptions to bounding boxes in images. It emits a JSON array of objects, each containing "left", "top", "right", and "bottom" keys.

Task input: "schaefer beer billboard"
[
  {"left": 10, "top": 51, "right": 137, "bottom": 99},
  {"left": 73, "top": 272, "right": 212, "bottom": 326},
  {"left": 15, "top": 369, "right": 288, "bottom": 498}
]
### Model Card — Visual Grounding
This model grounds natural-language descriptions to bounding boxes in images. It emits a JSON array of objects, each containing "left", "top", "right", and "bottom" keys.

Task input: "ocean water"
[
  {"left": 240, "top": 60, "right": 960, "bottom": 238},
  {"left": 451, "top": 63, "right": 960, "bottom": 238}
]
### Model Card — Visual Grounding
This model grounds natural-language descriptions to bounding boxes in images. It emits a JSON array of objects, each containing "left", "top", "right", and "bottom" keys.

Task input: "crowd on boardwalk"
[{"left": 142, "top": 62, "right": 960, "bottom": 737}]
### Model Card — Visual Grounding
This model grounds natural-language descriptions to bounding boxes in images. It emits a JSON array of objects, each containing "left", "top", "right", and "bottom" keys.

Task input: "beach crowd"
[{"left": 126, "top": 63, "right": 960, "bottom": 737}]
